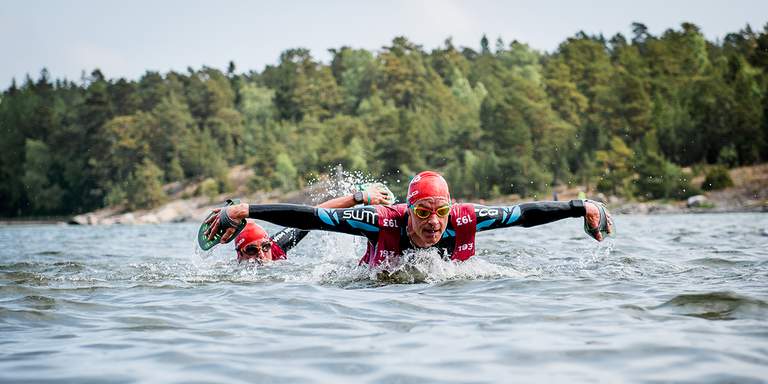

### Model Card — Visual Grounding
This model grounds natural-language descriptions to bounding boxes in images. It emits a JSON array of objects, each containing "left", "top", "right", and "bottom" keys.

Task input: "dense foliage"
[
  {"left": 2, "top": 23, "right": 767, "bottom": 216},
  {"left": 702, "top": 165, "right": 735, "bottom": 191}
]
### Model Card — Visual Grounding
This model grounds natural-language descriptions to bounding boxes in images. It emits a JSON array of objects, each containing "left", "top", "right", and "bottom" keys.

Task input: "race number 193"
[{"left": 456, "top": 215, "right": 472, "bottom": 226}]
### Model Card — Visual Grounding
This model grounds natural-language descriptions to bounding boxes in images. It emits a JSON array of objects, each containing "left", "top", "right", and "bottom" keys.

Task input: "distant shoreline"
[
  {"left": 0, "top": 217, "right": 71, "bottom": 225},
  {"left": 1, "top": 199, "right": 765, "bottom": 226},
  {"left": 3, "top": 163, "right": 766, "bottom": 225}
]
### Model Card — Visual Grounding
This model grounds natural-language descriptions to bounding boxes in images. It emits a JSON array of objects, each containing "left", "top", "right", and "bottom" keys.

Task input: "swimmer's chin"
[{"left": 422, "top": 233, "right": 442, "bottom": 246}]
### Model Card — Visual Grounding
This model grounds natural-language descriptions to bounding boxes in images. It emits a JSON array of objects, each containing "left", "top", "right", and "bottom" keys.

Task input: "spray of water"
[
  {"left": 184, "top": 169, "right": 625, "bottom": 286},
  {"left": 370, "top": 248, "right": 525, "bottom": 284}
]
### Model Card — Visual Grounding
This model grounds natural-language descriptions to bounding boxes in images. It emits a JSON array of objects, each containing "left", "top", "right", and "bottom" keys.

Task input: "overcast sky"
[{"left": 1, "top": 0, "right": 766, "bottom": 88}]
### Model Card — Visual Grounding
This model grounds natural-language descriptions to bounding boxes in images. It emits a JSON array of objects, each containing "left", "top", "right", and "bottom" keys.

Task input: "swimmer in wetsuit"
[
  {"left": 208, "top": 171, "right": 614, "bottom": 268},
  {"left": 234, "top": 184, "right": 394, "bottom": 263}
]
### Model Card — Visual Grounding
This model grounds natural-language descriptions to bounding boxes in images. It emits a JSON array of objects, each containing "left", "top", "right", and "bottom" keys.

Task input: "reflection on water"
[{"left": 1, "top": 213, "right": 767, "bottom": 383}]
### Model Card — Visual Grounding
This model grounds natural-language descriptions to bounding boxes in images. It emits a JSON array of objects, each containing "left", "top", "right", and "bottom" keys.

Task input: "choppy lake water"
[{"left": 1, "top": 213, "right": 767, "bottom": 383}]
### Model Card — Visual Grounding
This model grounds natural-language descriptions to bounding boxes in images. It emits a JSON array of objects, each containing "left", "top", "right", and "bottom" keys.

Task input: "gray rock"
[
  {"left": 115, "top": 213, "right": 135, "bottom": 225},
  {"left": 139, "top": 213, "right": 160, "bottom": 224},
  {"left": 687, "top": 195, "right": 707, "bottom": 208},
  {"left": 155, "top": 205, "right": 181, "bottom": 222},
  {"left": 69, "top": 214, "right": 88, "bottom": 225}
]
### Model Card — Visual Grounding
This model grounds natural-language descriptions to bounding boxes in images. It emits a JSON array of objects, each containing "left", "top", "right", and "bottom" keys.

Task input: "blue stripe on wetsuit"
[
  {"left": 476, "top": 219, "right": 494, "bottom": 230},
  {"left": 347, "top": 220, "right": 379, "bottom": 233},
  {"left": 318, "top": 208, "right": 335, "bottom": 226},
  {"left": 505, "top": 206, "right": 521, "bottom": 225}
]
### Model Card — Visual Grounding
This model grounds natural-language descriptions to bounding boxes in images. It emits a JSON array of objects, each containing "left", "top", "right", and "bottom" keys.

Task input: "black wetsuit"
[
  {"left": 270, "top": 228, "right": 310, "bottom": 254},
  {"left": 249, "top": 200, "right": 587, "bottom": 257}
]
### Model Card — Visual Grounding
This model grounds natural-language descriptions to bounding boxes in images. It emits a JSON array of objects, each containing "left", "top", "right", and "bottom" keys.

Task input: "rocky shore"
[
  {"left": 67, "top": 172, "right": 338, "bottom": 226},
  {"left": 67, "top": 189, "right": 312, "bottom": 226},
  {"left": 64, "top": 190, "right": 766, "bottom": 227},
  {"left": 5, "top": 164, "right": 767, "bottom": 226}
]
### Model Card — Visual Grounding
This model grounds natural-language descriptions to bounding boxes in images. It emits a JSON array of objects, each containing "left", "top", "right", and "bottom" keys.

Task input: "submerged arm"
[{"left": 270, "top": 227, "right": 310, "bottom": 253}]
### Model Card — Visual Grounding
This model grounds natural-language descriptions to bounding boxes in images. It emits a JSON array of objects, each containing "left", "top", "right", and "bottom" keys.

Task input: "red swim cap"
[
  {"left": 407, "top": 171, "right": 451, "bottom": 206},
  {"left": 235, "top": 221, "right": 269, "bottom": 252}
]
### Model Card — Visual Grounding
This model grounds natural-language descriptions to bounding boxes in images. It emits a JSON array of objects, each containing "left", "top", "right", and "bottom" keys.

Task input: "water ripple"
[{"left": 1, "top": 214, "right": 767, "bottom": 382}]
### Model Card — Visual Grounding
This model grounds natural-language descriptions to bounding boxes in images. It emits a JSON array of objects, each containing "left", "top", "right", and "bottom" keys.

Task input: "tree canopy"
[{"left": 2, "top": 22, "right": 767, "bottom": 216}]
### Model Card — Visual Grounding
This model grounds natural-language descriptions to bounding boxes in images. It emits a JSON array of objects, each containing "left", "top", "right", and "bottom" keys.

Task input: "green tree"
[
  {"left": 199, "top": 177, "right": 220, "bottom": 202},
  {"left": 274, "top": 152, "right": 298, "bottom": 190},
  {"left": 330, "top": 47, "right": 379, "bottom": 113},
  {"left": 151, "top": 93, "right": 197, "bottom": 179},
  {"left": 22, "top": 139, "right": 64, "bottom": 213},
  {"left": 78, "top": 69, "right": 116, "bottom": 210},
  {"left": 263, "top": 49, "right": 342, "bottom": 121},
  {"left": 702, "top": 165, "right": 734, "bottom": 190},
  {"left": 595, "top": 137, "right": 634, "bottom": 196},
  {"left": 102, "top": 114, "right": 150, "bottom": 178},
  {"left": 634, "top": 150, "right": 695, "bottom": 199},
  {"left": 4, "top": 24, "right": 768, "bottom": 217},
  {"left": 123, "top": 158, "right": 166, "bottom": 210}
]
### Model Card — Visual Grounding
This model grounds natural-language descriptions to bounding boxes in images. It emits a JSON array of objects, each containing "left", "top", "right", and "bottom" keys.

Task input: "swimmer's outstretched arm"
[
  {"left": 207, "top": 203, "right": 381, "bottom": 243},
  {"left": 472, "top": 200, "right": 613, "bottom": 241},
  {"left": 269, "top": 186, "right": 394, "bottom": 252},
  {"left": 473, "top": 200, "right": 585, "bottom": 230}
]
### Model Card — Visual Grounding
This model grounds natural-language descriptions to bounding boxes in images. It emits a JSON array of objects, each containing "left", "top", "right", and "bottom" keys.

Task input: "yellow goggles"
[{"left": 410, "top": 204, "right": 451, "bottom": 219}]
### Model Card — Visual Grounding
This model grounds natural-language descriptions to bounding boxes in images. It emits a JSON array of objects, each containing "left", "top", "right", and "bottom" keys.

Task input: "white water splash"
[
  {"left": 377, "top": 248, "right": 524, "bottom": 284},
  {"left": 184, "top": 170, "right": 527, "bottom": 286},
  {"left": 305, "top": 167, "right": 398, "bottom": 205}
]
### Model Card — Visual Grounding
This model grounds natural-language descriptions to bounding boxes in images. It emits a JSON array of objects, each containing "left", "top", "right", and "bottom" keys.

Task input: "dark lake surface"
[{"left": 1, "top": 213, "right": 767, "bottom": 383}]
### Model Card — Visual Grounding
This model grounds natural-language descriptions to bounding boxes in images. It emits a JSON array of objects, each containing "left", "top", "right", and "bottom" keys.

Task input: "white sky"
[{"left": 1, "top": 0, "right": 766, "bottom": 88}]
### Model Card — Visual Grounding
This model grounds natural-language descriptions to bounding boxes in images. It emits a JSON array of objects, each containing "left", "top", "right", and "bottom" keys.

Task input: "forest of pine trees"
[{"left": 2, "top": 22, "right": 767, "bottom": 216}]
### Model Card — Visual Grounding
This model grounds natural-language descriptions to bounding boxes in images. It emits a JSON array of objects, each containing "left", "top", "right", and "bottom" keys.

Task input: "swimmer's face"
[
  {"left": 237, "top": 240, "right": 273, "bottom": 263},
  {"left": 407, "top": 197, "right": 450, "bottom": 248}
]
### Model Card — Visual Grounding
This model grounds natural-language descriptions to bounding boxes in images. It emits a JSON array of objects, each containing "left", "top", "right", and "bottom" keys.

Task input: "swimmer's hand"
[
  {"left": 363, "top": 183, "right": 395, "bottom": 205},
  {"left": 204, "top": 203, "right": 249, "bottom": 243},
  {"left": 584, "top": 201, "right": 614, "bottom": 241}
]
